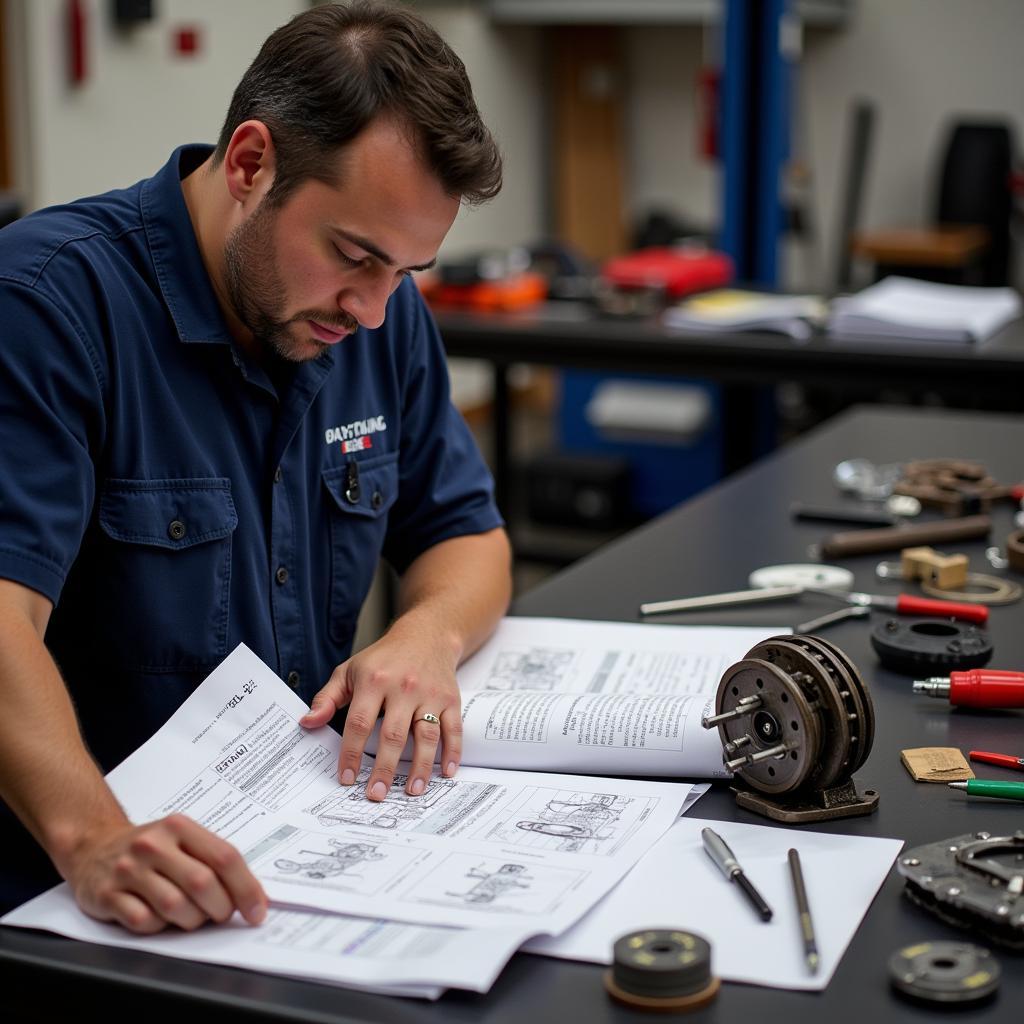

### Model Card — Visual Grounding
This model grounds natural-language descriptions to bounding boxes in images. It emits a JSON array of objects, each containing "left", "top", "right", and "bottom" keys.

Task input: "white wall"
[
  {"left": 3, "top": 0, "right": 545, "bottom": 255},
  {"left": 11, "top": 1, "right": 1018, "bottom": 290},
  {"left": 6, "top": 0, "right": 304, "bottom": 211},
  {"left": 623, "top": 23, "right": 717, "bottom": 238},
  {"left": 412, "top": 1, "right": 545, "bottom": 258},
  {"left": 801, "top": 0, "right": 1024, "bottom": 290}
]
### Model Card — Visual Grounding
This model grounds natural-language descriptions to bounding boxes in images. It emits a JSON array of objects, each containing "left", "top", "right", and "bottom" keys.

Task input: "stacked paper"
[
  {"left": 827, "top": 275, "right": 1022, "bottom": 343},
  {"left": 664, "top": 289, "right": 827, "bottom": 340}
]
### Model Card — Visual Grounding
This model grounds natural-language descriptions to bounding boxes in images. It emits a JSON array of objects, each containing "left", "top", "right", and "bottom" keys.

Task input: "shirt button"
[
  {"left": 371, "top": 490, "right": 384, "bottom": 510},
  {"left": 274, "top": 466, "right": 283, "bottom": 484},
  {"left": 275, "top": 566, "right": 289, "bottom": 585},
  {"left": 286, "top": 671, "right": 300, "bottom": 689},
  {"left": 168, "top": 520, "right": 186, "bottom": 541}
]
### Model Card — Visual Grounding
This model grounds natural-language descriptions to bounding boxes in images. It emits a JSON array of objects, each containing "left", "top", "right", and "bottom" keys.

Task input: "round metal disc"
[
  {"left": 745, "top": 636, "right": 857, "bottom": 791},
  {"left": 798, "top": 633, "right": 875, "bottom": 775},
  {"left": 716, "top": 657, "right": 819, "bottom": 794},
  {"left": 889, "top": 941, "right": 1000, "bottom": 1005},
  {"left": 748, "top": 563, "right": 854, "bottom": 591}
]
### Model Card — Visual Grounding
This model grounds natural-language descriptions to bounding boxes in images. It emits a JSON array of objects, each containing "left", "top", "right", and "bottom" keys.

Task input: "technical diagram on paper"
[
  {"left": 88, "top": 644, "right": 695, "bottom": 932},
  {"left": 457, "top": 616, "right": 783, "bottom": 695},
  {"left": 474, "top": 787, "right": 651, "bottom": 855},
  {"left": 306, "top": 767, "right": 497, "bottom": 834}
]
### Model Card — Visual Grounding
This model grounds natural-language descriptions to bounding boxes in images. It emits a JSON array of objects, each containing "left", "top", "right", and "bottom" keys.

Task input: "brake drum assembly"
[{"left": 703, "top": 634, "right": 878, "bottom": 822}]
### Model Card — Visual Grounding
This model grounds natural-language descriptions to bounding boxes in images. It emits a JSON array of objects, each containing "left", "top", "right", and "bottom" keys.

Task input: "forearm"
[
  {"left": 0, "top": 585, "right": 128, "bottom": 878},
  {"left": 0, "top": 580, "right": 267, "bottom": 930},
  {"left": 390, "top": 527, "right": 512, "bottom": 666}
]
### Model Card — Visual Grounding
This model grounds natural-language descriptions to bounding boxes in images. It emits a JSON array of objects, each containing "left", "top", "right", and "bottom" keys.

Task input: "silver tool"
[
  {"left": 794, "top": 605, "right": 869, "bottom": 633},
  {"left": 639, "top": 585, "right": 803, "bottom": 617}
]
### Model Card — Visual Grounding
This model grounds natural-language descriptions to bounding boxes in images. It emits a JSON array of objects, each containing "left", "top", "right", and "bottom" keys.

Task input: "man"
[{"left": 0, "top": 0, "right": 511, "bottom": 934}]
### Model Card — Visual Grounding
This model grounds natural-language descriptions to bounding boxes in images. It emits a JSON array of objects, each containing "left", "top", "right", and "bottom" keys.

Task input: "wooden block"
[{"left": 899, "top": 546, "right": 969, "bottom": 589}]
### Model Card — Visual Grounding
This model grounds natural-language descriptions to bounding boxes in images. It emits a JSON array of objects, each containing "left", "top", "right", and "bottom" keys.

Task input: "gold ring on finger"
[{"left": 419, "top": 712, "right": 440, "bottom": 725}]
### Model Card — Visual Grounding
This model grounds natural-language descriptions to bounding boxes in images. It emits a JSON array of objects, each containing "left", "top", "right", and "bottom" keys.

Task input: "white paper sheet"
[
  {"left": 458, "top": 617, "right": 782, "bottom": 696},
  {"left": 374, "top": 618, "right": 784, "bottom": 778},
  {"left": 51, "top": 644, "right": 694, "bottom": 937},
  {"left": 2, "top": 886, "right": 528, "bottom": 999},
  {"left": 525, "top": 817, "right": 903, "bottom": 991}
]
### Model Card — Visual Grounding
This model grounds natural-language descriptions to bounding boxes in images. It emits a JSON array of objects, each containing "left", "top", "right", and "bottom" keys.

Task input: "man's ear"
[{"left": 222, "top": 120, "right": 276, "bottom": 208}]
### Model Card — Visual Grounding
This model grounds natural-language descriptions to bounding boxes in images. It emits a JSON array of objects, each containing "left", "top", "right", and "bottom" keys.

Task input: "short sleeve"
[
  {"left": 381, "top": 281, "right": 503, "bottom": 573},
  {"left": 0, "top": 280, "right": 106, "bottom": 603}
]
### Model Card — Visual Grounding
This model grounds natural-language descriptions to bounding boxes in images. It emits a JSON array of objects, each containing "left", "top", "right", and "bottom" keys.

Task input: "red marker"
[{"left": 969, "top": 751, "right": 1024, "bottom": 772}]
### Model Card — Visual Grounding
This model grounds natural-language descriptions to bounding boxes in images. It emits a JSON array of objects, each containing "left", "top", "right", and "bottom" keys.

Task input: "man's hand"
[
  {"left": 301, "top": 617, "right": 463, "bottom": 801},
  {"left": 59, "top": 815, "right": 268, "bottom": 935}
]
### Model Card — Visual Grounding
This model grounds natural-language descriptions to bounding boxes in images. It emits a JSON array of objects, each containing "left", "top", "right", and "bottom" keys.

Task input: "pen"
[
  {"left": 701, "top": 827, "right": 773, "bottom": 921},
  {"left": 948, "top": 779, "right": 1024, "bottom": 802},
  {"left": 787, "top": 848, "right": 819, "bottom": 974}
]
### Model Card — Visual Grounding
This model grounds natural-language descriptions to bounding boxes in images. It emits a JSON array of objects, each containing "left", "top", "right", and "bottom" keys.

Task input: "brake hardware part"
[
  {"left": 604, "top": 929, "right": 720, "bottom": 1012},
  {"left": 893, "top": 459, "right": 1016, "bottom": 517},
  {"left": 702, "top": 634, "right": 878, "bottom": 823},
  {"left": 876, "top": 547, "right": 1022, "bottom": 605},
  {"left": 897, "top": 830, "right": 1024, "bottom": 951},
  {"left": 888, "top": 940, "right": 1000, "bottom": 1005},
  {"left": 871, "top": 619, "right": 993, "bottom": 676}
]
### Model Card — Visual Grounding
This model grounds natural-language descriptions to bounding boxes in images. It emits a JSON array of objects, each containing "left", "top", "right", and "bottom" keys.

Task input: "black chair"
[{"left": 936, "top": 121, "right": 1014, "bottom": 285}]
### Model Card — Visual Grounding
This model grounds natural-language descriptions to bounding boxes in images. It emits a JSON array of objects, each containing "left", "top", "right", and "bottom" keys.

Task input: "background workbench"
[
  {"left": 436, "top": 303, "right": 1024, "bottom": 511},
  {"left": 2, "top": 404, "right": 1023, "bottom": 1022}
]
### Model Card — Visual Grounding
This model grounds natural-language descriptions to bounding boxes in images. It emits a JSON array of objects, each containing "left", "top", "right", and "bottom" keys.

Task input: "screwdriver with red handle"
[
  {"left": 912, "top": 669, "right": 1024, "bottom": 708},
  {"left": 806, "top": 588, "right": 989, "bottom": 625}
]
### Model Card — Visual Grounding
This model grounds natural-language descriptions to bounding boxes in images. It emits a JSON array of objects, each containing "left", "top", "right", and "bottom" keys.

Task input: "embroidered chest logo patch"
[{"left": 325, "top": 415, "right": 387, "bottom": 454}]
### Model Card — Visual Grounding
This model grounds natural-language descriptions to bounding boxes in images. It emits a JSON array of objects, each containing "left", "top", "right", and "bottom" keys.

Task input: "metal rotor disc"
[{"left": 715, "top": 657, "right": 821, "bottom": 795}]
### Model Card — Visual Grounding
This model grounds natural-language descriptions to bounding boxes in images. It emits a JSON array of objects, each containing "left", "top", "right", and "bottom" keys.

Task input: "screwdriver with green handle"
[{"left": 948, "top": 779, "right": 1024, "bottom": 802}]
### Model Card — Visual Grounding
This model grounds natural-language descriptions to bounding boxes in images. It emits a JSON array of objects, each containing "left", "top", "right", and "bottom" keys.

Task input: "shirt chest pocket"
[
  {"left": 96, "top": 478, "right": 238, "bottom": 672},
  {"left": 322, "top": 454, "right": 399, "bottom": 645}
]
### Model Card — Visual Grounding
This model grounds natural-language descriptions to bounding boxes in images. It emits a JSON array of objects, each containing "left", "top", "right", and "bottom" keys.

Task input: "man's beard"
[{"left": 223, "top": 198, "right": 357, "bottom": 363}]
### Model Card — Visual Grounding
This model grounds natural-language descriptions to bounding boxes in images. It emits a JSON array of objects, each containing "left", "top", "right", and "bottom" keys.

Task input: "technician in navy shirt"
[{"left": 0, "top": 1, "right": 511, "bottom": 932}]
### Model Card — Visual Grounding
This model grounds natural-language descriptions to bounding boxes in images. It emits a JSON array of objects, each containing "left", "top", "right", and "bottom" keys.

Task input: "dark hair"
[{"left": 213, "top": 0, "right": 502, "bottom": 206}]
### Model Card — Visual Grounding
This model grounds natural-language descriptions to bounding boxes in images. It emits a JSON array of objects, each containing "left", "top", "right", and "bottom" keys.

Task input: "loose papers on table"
[
  {"left": 526, "top": 817, "right": 903, "bottom": 992},
  {"left": 3, "top": 642, "right": 696, "bottom": 995}
]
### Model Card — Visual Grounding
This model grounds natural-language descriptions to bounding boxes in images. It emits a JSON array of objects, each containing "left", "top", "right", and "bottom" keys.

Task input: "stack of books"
[{"left": 827, "top": 276, "right": 1022, "bottom": 343}]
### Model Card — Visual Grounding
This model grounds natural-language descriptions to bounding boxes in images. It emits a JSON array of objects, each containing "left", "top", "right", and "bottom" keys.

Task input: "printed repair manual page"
[
  {"left": 4, "top": 643, "right": 698, "bottom": 994},
  {"left": 442, "top": 616, "right": 783, "bottom": 778}
]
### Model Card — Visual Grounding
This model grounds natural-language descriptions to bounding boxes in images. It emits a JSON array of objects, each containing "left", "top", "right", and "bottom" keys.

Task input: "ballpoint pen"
[
  {"left": 787, "top": 849, "right": 819, "bottom": 974},
  {"left": 701, "top": 827, "right": 773, "bottom": 921},
  {"left": 947, "top": 779, "right": 1024, "bottom": 802}
]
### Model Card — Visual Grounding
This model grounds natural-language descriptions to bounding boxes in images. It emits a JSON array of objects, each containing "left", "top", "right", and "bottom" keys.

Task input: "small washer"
[
  {"left": 604, "top": 929, "right": 720, "bottom": 1012},
  {"left": 749, "top": 563, "right": 854, "bottom": 591},
  {"left": 889, "top": 941, "right": 1000, "bottom": 1005}
]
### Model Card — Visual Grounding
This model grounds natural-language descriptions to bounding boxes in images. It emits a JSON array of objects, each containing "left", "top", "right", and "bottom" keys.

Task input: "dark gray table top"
[{"left": 3, "top": 405, "right": 1022, "bottom": 1022}]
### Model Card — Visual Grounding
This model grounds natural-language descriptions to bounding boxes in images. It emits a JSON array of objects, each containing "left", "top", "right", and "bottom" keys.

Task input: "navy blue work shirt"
[{"left": 0, "top": 145, "right": 502, "bottom": 907}]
